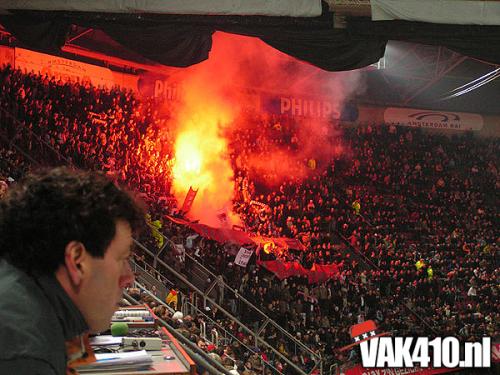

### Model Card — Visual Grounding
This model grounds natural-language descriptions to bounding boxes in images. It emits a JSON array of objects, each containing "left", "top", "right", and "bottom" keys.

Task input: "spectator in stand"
[{"left": 0, "top": 179, "right": 8, "bottom": 199}]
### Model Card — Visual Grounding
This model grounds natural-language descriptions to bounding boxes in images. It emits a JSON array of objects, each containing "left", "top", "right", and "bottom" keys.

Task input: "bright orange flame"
[
  {"left": 171, "top": 97, "right": 235, "bottom": 225},
  {"left": 172, "top": 131, "right": 203, "bottom": 184},
  {"left": 263, "top": 242, "right": 275, "bottom": 254},
  {"left": 172, "top": 117, "right": 227, "bottom": 192}
]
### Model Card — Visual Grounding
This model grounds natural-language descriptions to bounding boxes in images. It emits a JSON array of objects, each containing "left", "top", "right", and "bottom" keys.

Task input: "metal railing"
[
  {"left": 331, "top": 184, "right": 440, "bottom": 336},
  {"left": 131, "top": 242, "right": 286, "bottom": 374},
  {"left": 152, "top": 230, "right": 323, "bottom": 374},
  {"left": 0, "top": 106, "right": 73, "bottom": 167},
  {"left": 134, "top": 239, "right": 315, "bottom": 375},
  {"left": 123, "top": 290, "right": 232, "bottom": 375},
  {"left": 132, "top": 280, "right": 176, "bottom": 315},
  {"left": 130, "top": 258, "right": 174, "bottom": 300},
  {"left": 182, "top": 298, "right": 283, "bottom": 374}
]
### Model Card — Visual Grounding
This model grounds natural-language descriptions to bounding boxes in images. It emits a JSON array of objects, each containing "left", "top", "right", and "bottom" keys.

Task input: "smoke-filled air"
[{"left": 159, "top": 32, "right": 362, "bottom": 226}]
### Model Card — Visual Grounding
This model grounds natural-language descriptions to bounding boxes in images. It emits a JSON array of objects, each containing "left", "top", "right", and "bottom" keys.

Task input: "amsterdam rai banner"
[{"left": 384, "top": 107, "right": 483, "bottom": 131}]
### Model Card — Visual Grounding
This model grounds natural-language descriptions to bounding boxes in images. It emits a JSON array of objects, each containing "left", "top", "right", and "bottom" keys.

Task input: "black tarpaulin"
[{"left": 2, "top": 12, "right": 500, "bottom": 71}]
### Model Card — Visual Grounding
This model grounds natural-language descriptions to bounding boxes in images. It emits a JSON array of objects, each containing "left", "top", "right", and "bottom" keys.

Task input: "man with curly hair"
[{"left": 0, "top": 167, "right": 144, "bottom": 374}]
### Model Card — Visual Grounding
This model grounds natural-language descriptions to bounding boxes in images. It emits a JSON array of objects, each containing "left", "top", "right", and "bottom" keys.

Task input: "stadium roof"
[{"left": 0, "top": 0, "right": 499, "bottom": 113}]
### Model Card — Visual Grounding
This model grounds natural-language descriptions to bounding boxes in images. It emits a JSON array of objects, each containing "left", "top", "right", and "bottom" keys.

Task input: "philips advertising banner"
[
  {"left": 384, "top": 108, "right": 483, "bottom": 131},
  {"left": 260, "top": 94, "right": 359, "bottom": 120},
  {"left": 137, "top": 72, "right": 181, "bottom": 101},
  {"left": 136, "top": 74, "right": 358, "bottom": 121},
  {"left": 261, "top": 94, "right": 337, "bottom": 119}
]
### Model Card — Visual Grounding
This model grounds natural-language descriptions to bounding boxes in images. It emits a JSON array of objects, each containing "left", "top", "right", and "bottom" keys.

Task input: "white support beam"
[
  {"left": 372, "top": 0, "right": 500, "bottom": 25},
  {"left": 0, "top": 0, "right": 322, "bottom": 17}
]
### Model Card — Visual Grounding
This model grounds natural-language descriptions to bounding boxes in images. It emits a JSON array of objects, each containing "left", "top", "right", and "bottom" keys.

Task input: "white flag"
[{"left": 234, "top": 247, "right": 254, "bottom": 267}]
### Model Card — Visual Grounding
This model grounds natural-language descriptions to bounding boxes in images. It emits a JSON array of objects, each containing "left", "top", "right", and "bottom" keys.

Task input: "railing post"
[
  {"left": 181, "top": 300, "right": 188, "bottom": 317},
  {"left": 256, "top": 318, "right": 270, "bottom": 338},
  {"left": 191, "top": 293, "right": 197, "bottom": 316},
  {"left": 153, "top": 232, "right": 169, "bottom": 269},
  {"left": 200, "top": 320, "right": 206, "bottom": 340},
  {"left": 211, "top": 328, "right": 219, "bottom": 347}
]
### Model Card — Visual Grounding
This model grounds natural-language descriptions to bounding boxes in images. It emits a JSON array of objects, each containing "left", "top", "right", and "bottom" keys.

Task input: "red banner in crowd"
[
  {"left": 252, "top": 236, "right": 307, "bottom": 252},
  {"left": 166, "top": 216, "right": 306, "bottom": 251},
  {"left": 258, "top": 260, "right": 341, "bottom": 283},
  {"left": 275, "top": 237, "right": 307, "bottom": 251},
  {"left": 180, "top": 187, "right": 198, "bottom": 214},
  {"left": 342, "top": 365, "right": 459, "bottom": 375},
  {"left": 307, "top": 263, "right": 341, "bottom": 284},
  {"left": 258, "top": 260, "right": 307, "bottom": 280},
  {"left": 258, "top": 260, "right": 292, "bottom": 280},
  {"left": 167, "top": 216, "right": 254, "bottom": 244}
]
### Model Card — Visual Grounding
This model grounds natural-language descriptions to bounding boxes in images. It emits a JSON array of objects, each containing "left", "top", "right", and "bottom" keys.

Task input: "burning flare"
[{"left": 171, "top": 104, "right": 235, "bottom": 225}]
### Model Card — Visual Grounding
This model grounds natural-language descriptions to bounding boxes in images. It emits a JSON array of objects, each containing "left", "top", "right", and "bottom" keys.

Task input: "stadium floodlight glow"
[
  {"left": 369, "top": 56, "right": 386, "bottom": 70},
  {"left": 440, "top": 68, "right": 500, "bottom": 100},
  {"left": 448, "top": 67, "right": 500, "bottom": 94}
]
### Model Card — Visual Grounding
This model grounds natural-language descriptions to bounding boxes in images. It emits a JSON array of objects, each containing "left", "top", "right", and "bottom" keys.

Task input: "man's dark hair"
[{"left": 0, "top": 167, "right": 145, "bottom": 275}]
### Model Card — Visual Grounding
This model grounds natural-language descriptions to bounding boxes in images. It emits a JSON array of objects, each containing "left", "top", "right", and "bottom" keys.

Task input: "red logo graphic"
[{"left": 340, "top": 320, "right": 389, "bottom": 351}]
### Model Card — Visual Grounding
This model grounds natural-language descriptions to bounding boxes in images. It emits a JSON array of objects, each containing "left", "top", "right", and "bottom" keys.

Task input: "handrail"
[
  {"left": 130, "top": 257, "right": 174, "bottom": 289},
  {"left": 199, "top": 320, "right": 207, "bottom": 341},
  {"left": 0, "top": 126, "right": 40, "bottom": 167},
  {"left": 123, "top": 291, "right": 233, "bottom": 375},
  {"left": 132, "top": 242, "right": 285, "bottom": 374},
  {"left": 336, "top": 238, "right": 440, "bottom": 336},
  {"left": 156, "top": 227, "right": 323, "bottom": 369},
  {"left": 134, "top": 238, "right": 308, "bottom": 375},
  {"left": 0, "top": 106, "right": 73, "bottom": 166},
  {"left": 183, "top": 302, "right": 281, "bottom": 374},
  {"left": 210, "top": 328, "right": 219, "bottom": 347},
  {"left": 133, "top": 280, "right": 176, "bottom": 315},
  {"left": 135, "top": 281, "right": 260, "bottom": 365},
  {"left": 181, "top": 300, "right": 283, "bottom": 374},
  {"left": 331, "top": 183, "right": 440, "bottom": 336}
]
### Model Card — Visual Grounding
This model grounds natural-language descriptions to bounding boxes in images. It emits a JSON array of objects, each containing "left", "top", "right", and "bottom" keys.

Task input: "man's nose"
[{"left": 119, "top": 261, "right": 135, "bottom": 288}]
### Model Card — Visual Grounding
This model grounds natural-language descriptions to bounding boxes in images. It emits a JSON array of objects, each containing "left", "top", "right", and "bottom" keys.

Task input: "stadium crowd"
[{"left": 0, "top": 64, "right": 498, "bottom": 374}]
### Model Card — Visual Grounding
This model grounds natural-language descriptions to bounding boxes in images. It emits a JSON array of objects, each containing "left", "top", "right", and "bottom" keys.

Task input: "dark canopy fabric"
[
  {"left": 102, "top": 23, "right": 215, "bottom": 68},
  {"left": 1, "top": 12, "right": 500, "bottom": 72},
  {"left": 0, "top": 12, "right": 386, "bottom": 71},
  {"left": 221, "top": 25, "right": 387, "bottom": 71},
  {"left": 0, "top": 14, "right": 68, "bottom": 54}
]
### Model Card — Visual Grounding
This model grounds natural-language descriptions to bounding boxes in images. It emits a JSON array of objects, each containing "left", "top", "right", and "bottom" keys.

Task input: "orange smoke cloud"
[
  {"left": 241, "top": 116, "right": 345, "bottom": 188},
  {"left": 163, "top": 31, "right": 361, "bottom": 224},
  {"left": 204, "top": 32, "right": 355, "bottom": 189}
]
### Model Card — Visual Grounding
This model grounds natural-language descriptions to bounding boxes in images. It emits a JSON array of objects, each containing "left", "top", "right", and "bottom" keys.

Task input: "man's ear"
[{"left": 64, "top": 241, "right": 87, "bottom": 287}]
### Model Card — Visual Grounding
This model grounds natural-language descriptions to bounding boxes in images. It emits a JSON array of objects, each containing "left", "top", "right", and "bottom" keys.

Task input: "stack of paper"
[
  {"left": 76, "top": 350, "right": 153, "bottom": 372},
  {"left": 89, "top": 335, "right": 123, "bottom": 347}
]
